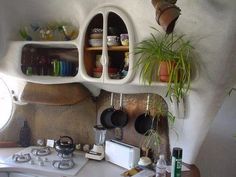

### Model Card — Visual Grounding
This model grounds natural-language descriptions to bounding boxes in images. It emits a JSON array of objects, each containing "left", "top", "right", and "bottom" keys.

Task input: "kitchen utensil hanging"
[
  {"left": 135, "top": 93, "right": 154, "bottom": 135},
  {"left": 100, "top": 92, "right": 116, "bottom": 129},
  {"left": 110, "top": 93, "right": 128, "bottom": 127}
]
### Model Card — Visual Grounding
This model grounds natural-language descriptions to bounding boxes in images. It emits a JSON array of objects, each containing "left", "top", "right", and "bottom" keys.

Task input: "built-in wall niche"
[
  {"left": 21, "top": 44, "right": 78, "bottom": 77},
  {"left": 83, "top": 14, "right": 103, "bottom": 78},
  {"left": 107, "top": 12, "right": 128, "bottom": 35},
  {"left": 17, "top": 22, "right": 79, "bottom": 41},
  {"left": 96, "top": 91, "right": 170, "bottom": 162},
  {"left": 80, "top": 6, "right": 135, "bottom": 83},
  {"left": 106, "top": 12, "right": 129, "bottom": 79}
]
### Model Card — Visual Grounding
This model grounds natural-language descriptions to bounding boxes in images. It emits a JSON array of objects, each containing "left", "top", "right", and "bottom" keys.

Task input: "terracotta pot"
[
  {"left": 159, "top": 61, "right": 176, "bottom": 82},
  {"left": 152, "top": 0, "right": 177, "bottom": 6},
  {"left": 152, "top": 0, "right": 181, "bottom": 34}
]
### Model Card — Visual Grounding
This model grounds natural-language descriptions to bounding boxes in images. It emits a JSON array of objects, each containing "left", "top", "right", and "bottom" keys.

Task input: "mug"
[
  {"left": 120, "top": 34, "right": 129, "bottom": 46},
  {"left": 95, "top": 55, "right": 102, "bottom": 68},
  {"left": 107, "top": 36, "right": 120, "bottom": 46}
]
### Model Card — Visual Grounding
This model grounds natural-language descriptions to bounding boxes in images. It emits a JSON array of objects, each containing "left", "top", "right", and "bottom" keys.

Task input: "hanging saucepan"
[
  {"left": 135, "top": 94, "right": 153, "bottom": 135},
  {"left": 54, "top": 136, "right": 75, "bottom": 155},
  {"left": 111, "top": 93, "right": 128, "bottom": 127},
  {"left": 100, "top": 92, "right": 116, "bottom": 129}
]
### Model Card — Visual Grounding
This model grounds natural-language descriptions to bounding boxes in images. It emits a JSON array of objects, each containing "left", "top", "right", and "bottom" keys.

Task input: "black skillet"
[
  {"left": 111, "top": 93, "right": 128, "bottom": 127},
  {"left": 135, "top": 94, "right": 153, "bottom": 135},
  {"left": 100, "top": 93, "right": 115, "bottom": 129}
]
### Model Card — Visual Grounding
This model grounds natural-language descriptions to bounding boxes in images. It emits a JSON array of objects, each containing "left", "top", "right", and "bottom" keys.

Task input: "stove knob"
[
  {"left": 39, "top": 161, "right": 44, "bottom": 166},
  {"left": 36, "top": 157, "right": 42, "bottom": 161},
  {"left": 29, "top": 160, "right": 34, "bottom": 165},
  {"left": 44, "top": 157, "right": 48, "bottom": 162}
]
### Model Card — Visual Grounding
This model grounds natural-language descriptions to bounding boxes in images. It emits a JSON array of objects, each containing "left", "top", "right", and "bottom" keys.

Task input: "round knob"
[
  {"left": 29, "top": 160, "right": 34, "bottom": 165},
  {"left": 39, "top": 161, "right": 44, "bottom": 166},
  {"left": 44, "top": 157, "right": 48, "bottom": 162},
  {"left": 37, "top": 139, "right": 44, "bottom": 146}
]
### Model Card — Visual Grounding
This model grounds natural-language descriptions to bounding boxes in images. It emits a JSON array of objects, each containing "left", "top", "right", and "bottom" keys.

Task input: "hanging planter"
[{"left": 151, "top": 0, "right": 181, "bottom": 34}]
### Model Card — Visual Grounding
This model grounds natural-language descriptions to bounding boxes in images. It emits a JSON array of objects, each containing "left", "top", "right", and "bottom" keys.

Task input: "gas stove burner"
[
  {"left": 57, "top": 152, "right": 73, "bottom": 159},
  {"left": 12, "top": 153, "right": 31, "bottom": 163},
  {"left": 31, "top": 147, "right": 51, "bottom": 156},
  {"left": 52, "top": 159, "right": 75, "bottom": 170}
]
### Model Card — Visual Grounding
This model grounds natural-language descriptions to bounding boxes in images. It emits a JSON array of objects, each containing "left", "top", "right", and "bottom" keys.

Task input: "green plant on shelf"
[
  {"left": 135, "top": 27, "right": 195, "bottom": 102},
  {"left": 140, "top": 96, "right": 177, "bottom": 161}
]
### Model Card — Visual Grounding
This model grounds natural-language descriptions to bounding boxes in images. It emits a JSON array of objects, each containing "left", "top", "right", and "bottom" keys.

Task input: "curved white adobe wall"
[{"left": 0, "top": 0, "right": 236, "bottom": 164}]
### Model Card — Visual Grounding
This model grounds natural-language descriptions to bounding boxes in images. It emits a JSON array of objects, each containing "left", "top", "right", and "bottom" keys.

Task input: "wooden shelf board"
[{"left": 85, "top": 45, "right": 129, "bottom": 51}]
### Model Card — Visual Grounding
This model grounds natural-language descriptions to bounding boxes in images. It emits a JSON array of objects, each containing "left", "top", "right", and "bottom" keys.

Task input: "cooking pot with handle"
[
  {"left": 135, "top": 94, "right": 154, "bottom": 135},
  {"left": 110, "top": 93, "right": 128, "bottom": 127},
  {"left": 54, "top": 136, "right": 75, "bottom": 155},
  {"left": 100, "top": 92, "right": 116, "bottom": 129}
]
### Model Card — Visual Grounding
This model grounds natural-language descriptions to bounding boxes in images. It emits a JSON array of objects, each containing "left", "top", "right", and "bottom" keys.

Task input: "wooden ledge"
[{"left": 21, "top": 83, "right": 91, "bottom": 105}]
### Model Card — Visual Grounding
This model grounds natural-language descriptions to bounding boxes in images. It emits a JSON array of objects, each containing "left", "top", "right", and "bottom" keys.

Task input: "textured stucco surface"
[{"left": 0, "top": 0, "right": 235, "bottom": 167}]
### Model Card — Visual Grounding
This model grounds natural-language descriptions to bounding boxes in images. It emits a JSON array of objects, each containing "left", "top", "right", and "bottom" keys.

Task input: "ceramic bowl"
[
  {"left": 90, "top": 33, "right": 103, "bottom": 39},
  {"left": 138, "top": 156, "right": 152, "bottom": 167},
  {"left": 89, "top": 39, "right": 103, "bottom": 47}
]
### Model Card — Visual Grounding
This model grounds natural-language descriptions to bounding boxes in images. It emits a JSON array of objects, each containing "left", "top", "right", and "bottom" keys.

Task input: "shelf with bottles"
[
  {"left": 79, "top": 6, "right": 134, "bottom": 84},
  {"left": 21, "top": 44, "right": 78, "bottom": 77}
]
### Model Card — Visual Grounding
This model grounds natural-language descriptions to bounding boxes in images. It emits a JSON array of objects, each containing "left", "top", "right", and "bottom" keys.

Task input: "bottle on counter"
[
  {"left": 19, "top": 120, "right": 31, "bottom": 147},
  {"left": 171, "top": 147, "right": 183, "bottom": 177},
  {"left": 156, "top": 154, "right": 166, "bottom": 177}
]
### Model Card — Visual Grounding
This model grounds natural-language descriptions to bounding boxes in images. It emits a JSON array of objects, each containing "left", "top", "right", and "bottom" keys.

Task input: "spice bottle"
[{"left": 171, "top": 147, "right": 182, "bottom": 177}]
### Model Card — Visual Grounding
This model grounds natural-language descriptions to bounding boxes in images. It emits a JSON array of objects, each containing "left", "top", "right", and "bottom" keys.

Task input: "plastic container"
[
  {"left": 156, "top": 154, "right": 166, "bottom": 177},
  {"left": 171, "top": 147, "right": 182, "bottom": 177}
]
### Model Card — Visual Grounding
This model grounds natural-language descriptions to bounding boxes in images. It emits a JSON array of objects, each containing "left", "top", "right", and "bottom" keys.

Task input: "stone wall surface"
[{"left": 0, "top": 90, "right": 170, "bottom": 161}]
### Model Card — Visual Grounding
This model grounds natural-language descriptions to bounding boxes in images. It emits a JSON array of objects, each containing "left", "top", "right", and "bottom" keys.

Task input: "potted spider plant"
[
  {"left": 139, "top": 96, "right": 176, "bottom": 162},
  {"left": 140, "top": 100, "right": 178, "bottom": 162},
  {"left": 135, "top": 28, "right": 194, "bottom": 102}
]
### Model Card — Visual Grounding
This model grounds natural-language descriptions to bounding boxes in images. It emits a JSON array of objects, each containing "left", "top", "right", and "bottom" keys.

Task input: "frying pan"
[
  {"left": 135, "top": 94, "right": 153, "bottom": 135},
  {"left": 100, "top": 93, "right": 115, "bottom": 129},
  {"left": 111, "top": 93, "right": 128, "bottom": 127}
]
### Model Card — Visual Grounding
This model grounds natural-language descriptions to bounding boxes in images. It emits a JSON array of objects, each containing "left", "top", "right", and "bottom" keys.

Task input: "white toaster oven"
[{"left": 105, "top": 140, "right": 140, "bottom": 169}]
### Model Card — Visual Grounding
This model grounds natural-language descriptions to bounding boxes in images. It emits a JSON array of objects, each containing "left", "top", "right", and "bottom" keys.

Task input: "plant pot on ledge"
[
  {"left": 135, "top": 29, "right": 194, "bottom": 102},
  {"left": 159, "top": 61, "right": 176, "bottom": 82}
]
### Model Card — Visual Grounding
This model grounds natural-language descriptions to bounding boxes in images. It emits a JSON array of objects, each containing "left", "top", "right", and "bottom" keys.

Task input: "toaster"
[{"left": 105, "top": 140, "right": 140, "bottom": 169}]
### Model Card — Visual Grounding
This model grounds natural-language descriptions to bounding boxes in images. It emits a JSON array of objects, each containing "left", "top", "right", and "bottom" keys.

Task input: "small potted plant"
[
  {"left": 139, "top": 97, "right": 176, "bottom": 162},
  {"left": 135, "top": 28, "right": 194, "bottom": 102}
]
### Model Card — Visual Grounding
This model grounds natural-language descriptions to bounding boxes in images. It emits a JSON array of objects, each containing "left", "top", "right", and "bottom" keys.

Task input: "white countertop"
[{"left": 0, "top": 147, "right": 126, "bottom": 177}]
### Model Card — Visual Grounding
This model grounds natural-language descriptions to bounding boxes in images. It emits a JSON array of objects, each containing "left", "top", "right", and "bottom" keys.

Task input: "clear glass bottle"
[{"left": 156, "top": 154, "right": 167, "bottom": 177}]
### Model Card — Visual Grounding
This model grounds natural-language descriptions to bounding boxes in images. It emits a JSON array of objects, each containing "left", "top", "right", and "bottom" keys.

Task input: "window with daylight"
[{"left": 0, "top": 78, "right": 13, "bottom": 130}]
